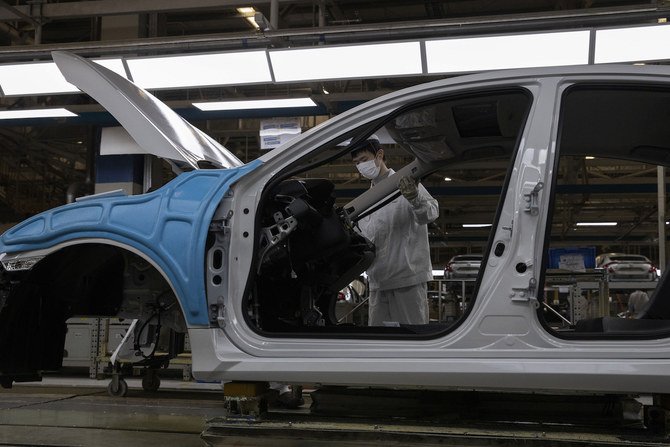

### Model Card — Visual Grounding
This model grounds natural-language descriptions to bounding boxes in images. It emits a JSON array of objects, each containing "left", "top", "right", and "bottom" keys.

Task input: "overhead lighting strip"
[
  {"left": 0, "top": 108, "right": 76, "bottom": 119},
  {"left": 575, "top": 222, "right": 618, "bottom": 226},
  {"left": 193, "top": 97, "right": 317, "bottom": 111},
  {"left": 425, "top": 30, "right": 590, "bottom": 74},
  {"left": 269, "top": 41, "right": 423, "bottom": 82},
  {"left": 125, "top": 51, "right": 272, "bottom": 89},
  {"left": 0, "top": 24, "right": 669, "bottom": 99},
  {"left": 594, "top": 23, "right": 670, "bottom": 63},
  {"left": 0, "top": 58, "right": 126, "bottom": 96}
]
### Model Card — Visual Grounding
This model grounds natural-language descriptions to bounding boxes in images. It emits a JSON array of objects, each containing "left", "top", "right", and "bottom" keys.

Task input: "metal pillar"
[
  {"left": 658, "top": 166, "right": 666, "bottom": 271},
  {"left": 270, "top": 0, "right": 279, "bottom": 30}
]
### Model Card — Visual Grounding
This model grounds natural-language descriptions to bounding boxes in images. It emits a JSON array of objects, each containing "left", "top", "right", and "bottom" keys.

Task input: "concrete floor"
[{"left": 0, "top": 375, "right": 226, "bottom": 447}]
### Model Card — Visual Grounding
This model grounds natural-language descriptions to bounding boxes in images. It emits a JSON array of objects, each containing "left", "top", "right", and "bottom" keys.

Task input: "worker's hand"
[{"left": 399, "top": 176, "right": 418, "bottom": 202}]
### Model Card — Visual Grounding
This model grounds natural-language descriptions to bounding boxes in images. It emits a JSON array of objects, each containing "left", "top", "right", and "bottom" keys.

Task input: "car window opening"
[
  {"left": 245, "top": 89, "right": 532, "bottom": 337},
  {"left": 540, "top": 84, "right": 670, "bottom": 339}
]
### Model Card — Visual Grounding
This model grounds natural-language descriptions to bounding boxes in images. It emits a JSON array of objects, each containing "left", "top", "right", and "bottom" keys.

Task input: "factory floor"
[
  {"left": 2, "top": 374, "right": 667, "bottom": 447},
  {"left": 0, "top": 373, "right": 226, "bottom": 447}
]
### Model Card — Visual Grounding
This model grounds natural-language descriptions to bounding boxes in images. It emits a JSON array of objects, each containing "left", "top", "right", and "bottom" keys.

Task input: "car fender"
[{"left": 0, "top": 161, "right": 261, "bottom": 326}]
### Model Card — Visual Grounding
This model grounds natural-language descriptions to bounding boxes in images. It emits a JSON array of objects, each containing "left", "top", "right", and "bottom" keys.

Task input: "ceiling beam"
[
  {"left": 0, "top": 1, "right": 318, "bottom": 22},
  {"left": 0, "top": 4, "right": 665, "bottom": 61}
]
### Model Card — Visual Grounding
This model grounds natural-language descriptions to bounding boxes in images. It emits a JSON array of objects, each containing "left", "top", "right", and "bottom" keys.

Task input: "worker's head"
[{"left": 350, "top": 135, "right": 386, "bottom": 180}]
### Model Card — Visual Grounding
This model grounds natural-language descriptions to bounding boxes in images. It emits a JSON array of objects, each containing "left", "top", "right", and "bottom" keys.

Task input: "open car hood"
[{"left": 52, "top": 51, "right": 242, "bottom": 171}]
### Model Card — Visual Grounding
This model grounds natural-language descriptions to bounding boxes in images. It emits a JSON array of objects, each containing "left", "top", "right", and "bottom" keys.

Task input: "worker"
[
  {"left": 351, "top": 135, "right": 439, "bottom": 326},
  {"left": 627, "top": 289, "right": 650, "bottom": 318}
]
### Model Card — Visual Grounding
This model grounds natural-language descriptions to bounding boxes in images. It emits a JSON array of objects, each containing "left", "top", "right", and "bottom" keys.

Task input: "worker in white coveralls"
[
  {"left": 350, "top": 135, "right": 439, "bottom": 326},
  {"left": 627, "top": 289, "right": 650, "bottom": 318}
]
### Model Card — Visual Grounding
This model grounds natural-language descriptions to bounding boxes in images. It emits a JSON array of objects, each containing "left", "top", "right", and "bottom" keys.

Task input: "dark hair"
[{"left": 350, "top": 138, "right": 381, "bottom": 159}]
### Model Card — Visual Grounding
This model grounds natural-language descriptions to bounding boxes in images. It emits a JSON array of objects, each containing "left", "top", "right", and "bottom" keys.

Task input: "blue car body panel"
[{"left": 0, "top": 160, "right": 262, "bottom": 327}]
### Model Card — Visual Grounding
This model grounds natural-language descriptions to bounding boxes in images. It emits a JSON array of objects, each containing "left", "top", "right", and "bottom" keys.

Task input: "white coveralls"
[
  {"left": 358, "top": 169, "right": 439, "bottom": 325},
  {"left": 627, "top": 290, "right": 650, "bottom": 318}
]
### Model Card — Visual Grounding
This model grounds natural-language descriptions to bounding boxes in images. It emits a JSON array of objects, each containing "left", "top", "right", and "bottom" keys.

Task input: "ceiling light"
[
  {"left": 0, "top": 108, "right": 76, "bottom": 119},
  {"left": 245, "top": 16, "right": 260, "bottom": 28},
  {"left": 575, "top": 222, "right": 617, "bottom": 226},
  {"left": 462, "top": 224, "right": 492, "bottom": 228},
  {"left": 236, "top": 7, "right": 260, "bottom": 29},
  {"left": 444, "top": 177, "right": 452, "bottom": 182},
  {"left": 584, "top": 156, "right": 595, "bottom": 160},
  {"left": 193, "top": 97, "right": 317, "bottom": 111},
  {"left": 0, "top": 62, "right": 79, "bottom": 95},
  {"left": 595, "top": 24, "right": 670, "bottom": 64},
  {"left": 0, "top": 58, "right": 127, "bottom": 96},
  {"left": 269, "top": 42, "right": 423, "bottom": 82},
  {"left": 126, "top": 51, "right": 272, "bottom": 89},
  {"left": 425, "top": 30, "right": 590, "bottom": 74}
]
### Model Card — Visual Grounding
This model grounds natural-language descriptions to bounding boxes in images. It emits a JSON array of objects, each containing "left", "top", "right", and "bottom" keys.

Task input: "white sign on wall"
[{"left": 260, "top": 117, "right": 302, "bottom": 150}]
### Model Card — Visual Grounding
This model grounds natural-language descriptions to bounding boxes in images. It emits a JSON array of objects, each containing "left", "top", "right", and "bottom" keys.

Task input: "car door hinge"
[
  {"left": 209, "top": 210, "right": 234, "bottom": 231},
  {"left": 210, "top": 298, "right": 226, "bottom": 328},
  {"left": 523, "top": 182, "right": 544, "bottom": 216},
  {"left": 510, "top": 277, "right": 539, "bottom": 307}
]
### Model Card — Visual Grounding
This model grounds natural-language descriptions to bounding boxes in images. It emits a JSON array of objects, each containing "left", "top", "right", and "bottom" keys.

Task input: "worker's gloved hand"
[{"left": 399, "top": 176, "right": 419, "bottom": 202}]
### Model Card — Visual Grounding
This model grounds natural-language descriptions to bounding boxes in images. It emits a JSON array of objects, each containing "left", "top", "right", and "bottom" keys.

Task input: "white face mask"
[{"left": 356, "top": 159, "right": 380, "bottom": 180}]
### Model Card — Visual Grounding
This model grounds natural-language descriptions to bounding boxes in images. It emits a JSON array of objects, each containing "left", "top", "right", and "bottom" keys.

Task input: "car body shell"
[
  {"left": 2, "top": 55, "right": 670, "bottom": 395},
  {"left": 596, "top": 253, "right": 657, "bottom": 282}
]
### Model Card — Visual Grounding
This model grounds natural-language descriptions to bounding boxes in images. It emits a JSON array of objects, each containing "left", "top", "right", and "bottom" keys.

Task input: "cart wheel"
[
  {"left": 107, "top": 377, "right": 128, "bottom": 397},
  {"left": 142, "top": 371, "right": 161, "bottom": 392}
]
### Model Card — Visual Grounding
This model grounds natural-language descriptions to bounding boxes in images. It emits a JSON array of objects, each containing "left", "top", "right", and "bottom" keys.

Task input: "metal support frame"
[
  {"left": 89, "top": 318, "right": 108, "bottom": 379},
  {"left": 0, "top": 5, "right": 667, "bottom": 61}
]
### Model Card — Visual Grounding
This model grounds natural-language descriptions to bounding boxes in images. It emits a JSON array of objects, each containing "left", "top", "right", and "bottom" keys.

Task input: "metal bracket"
[
  {"left": 209, "top": 210, "right": 234, "bottom": 231},
  {"left": 523, "top": 182, "right": 544, "bottom": 216},
  {"left": 209, "top": 299, "right": 226, "bottom": 328},
  {"left": 501, "top": 220, "right": 513, "bottom": 239},
  {"left": 511, "top": 277, "right": 539, "bottom": 307}
]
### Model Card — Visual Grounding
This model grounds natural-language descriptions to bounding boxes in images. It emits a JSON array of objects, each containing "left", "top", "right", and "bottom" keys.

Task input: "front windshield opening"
[{"left": 247, "top": 88, "right": 532, "bottom": 337}]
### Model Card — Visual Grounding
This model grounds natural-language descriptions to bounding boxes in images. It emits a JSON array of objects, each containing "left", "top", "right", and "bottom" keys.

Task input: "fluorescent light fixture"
[
  {"left": 425, "top": 30, "right": 590, "bottom": 74},
  {"left": 595, "top": 24, "right": 670, "bottom": 63},
  {"left": 126, "top": 51, "right": 272, "bottom": 89},
  {"left": 462, "top": 224, "right": 492, "bottom": 228},
  {"left": 193, "top": 97, "right": 317, "bottom": 111},
  {"left": 585, "top": 156, "right": 595, "bottom": 160},
  {"left": 575, "top": 222, "right": 617, "bottom": 226},
  {"left": 269, "top": 41, "right": 422, "bottom": 82},
  {"left": 236, "top": 7, "right": 259, "bottom": 28},
  {"left": 0, "top": 108, "right": 76, "bottom": 119},
  {"left": 444, "top": 177, "right": 452, "bottom": 182},
  {"left": 0, "top": 61, "right": 79, "bottom": 95},
  {"left": 0, "top": 58, "right": 126, "bottom": 96}
]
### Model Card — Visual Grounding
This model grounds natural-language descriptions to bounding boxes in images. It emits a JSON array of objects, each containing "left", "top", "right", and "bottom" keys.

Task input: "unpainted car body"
[
  {"left": 596, "top": 253, "right": 658, "bottom": 281},
  {"left": 1, "top": 52, "right": 670, "bottom": 395}
]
